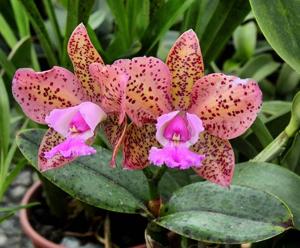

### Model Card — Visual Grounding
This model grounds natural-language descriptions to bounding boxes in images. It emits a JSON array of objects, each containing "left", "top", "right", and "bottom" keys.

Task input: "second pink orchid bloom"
[{"left": 12, "top": 24, "right": 124, "bottom": 171}]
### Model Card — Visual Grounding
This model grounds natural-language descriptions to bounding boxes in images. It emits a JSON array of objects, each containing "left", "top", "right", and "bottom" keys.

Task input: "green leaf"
[
  {"left": 78, "top": 0, "right": 95, "bottom": 24},
  {"left": 281, "top": 132, "right": 300, "bottom": 172},
  {"left": 0, "top": 213, "right": 14, "bottom": 223},
  {"left": 0, "top": 203, "right": 39, "bottom": 213},
  {"left": 43, "top": 0, "right": 63, "bottom": 54},
  {"left": 107, "top": 0, "right": 130, "bottom": 47},
  {"left": 157, "top": 182, "right": 292, "bottom": 243},
  {"left": 285, "top": 91, "right": 300, "bottom": 137},
  {"left": 181, "top": 0, "right": 218, "bottom": 37},
  {"left": 0, "top": 203, "right": 39, "bottom": 223},
  {"left": 0, "top": 36, "right": 32, "bottom": 79},
  {"left": 0, "top": 14, "right": 17, "bottom": 48},
  {"left": 88, "top": 9, "right": 106, "bottom": 29},
  {"left": 199, "top": 0, "right": 251, "bottom": 64},
  {"left": 250, "top": 116, "right": 273, "bottom": 148},
  {"left": 233, "top": 162, "right": 300, "bottom": 229},
  {"left": 233, "top": 22, "right": 257, "bottom": 60},
  {"left": 8, "top": 36, "right": 32, "bottom": 70},
  {"left": 237, "top": 54, "right": 280, "bottom": 82},
  {"left": 0, "top": 49, "right": 16, "bottom": 79},
  {"left": 262, "top": 101, "right": 292, "bottom": 118},
  {"left": 20, "top": 0, "right": 57, "bottom": 66},
  {"left": 157, "top": 31, "right": 179, "bottom": 61},
  {"left": 10, "top": 0, "right": 30, "bottom": 38},
  {"left": 61, "top": 0, "right": 79, "bottom": 67},
  {"left": 276, "top": 63, "right": 300, "bottom": 95},
  {"left": 142, "top": 0, "right": 194, "bottom": 54},
  {"left": 0, "top": 77, "right": 10, "bottom": 158},
  {"left": 250, "top": 0, "right": 300, "bottom": 73},
  {"left": 16, "top": 129, "right": 151, "bottom": 215},
  {"left": 126, "top": 0, "right": 150, "bottom": 39}
]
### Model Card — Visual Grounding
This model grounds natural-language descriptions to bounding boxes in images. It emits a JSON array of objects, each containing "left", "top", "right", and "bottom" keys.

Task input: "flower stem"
[
  {"left": 251, "top": 116, "right": 274, "bottom": 148},
  {"left": 143, "top": 166, "right": 167, "bottom": 217},
  {"left": 251, "top": 131, "right": 289, "bottom": 162}
]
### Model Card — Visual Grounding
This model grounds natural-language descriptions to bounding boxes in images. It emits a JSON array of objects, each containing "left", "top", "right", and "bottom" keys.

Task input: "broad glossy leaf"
[
  {"left": 237, "top": 54, "right": 280, "bottom": 82},
  {"left": 157, "top": 182, "right": 292, "bottom": 243},
  {"left": 16, "top": 129, "right": 151, "bottom": 215},
  {"left": 233, "top": 162, "right": 300, "bottom": 229},
  {"left": 250, "top": 0, "right": 300, "bottom": 73}
]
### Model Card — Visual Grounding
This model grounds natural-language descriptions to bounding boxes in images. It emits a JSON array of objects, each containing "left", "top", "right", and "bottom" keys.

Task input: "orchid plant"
[{"left": 14, "top": 23, "right": 298, "bottom": 246}]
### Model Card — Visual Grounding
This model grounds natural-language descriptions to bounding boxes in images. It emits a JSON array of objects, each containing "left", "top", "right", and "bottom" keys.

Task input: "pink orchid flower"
[
  {"left": 12, "top": 24, "right": 126, "bottom": 171},
  {"left": 91, "top": 30, "right": 262, "bottom": 187}
]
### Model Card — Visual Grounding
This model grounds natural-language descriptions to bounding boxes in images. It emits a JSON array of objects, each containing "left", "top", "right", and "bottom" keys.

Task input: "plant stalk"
[
  {"left": 143, "top": 166, "right": 167, "bottom": 216},
  {"left": 251, "top": 131, "right": 289, "bottom": 162}
]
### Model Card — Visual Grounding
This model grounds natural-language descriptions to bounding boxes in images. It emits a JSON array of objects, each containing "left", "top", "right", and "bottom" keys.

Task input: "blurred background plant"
[{"left": 1, "top": 0, "right": 300, "bottom": 247}]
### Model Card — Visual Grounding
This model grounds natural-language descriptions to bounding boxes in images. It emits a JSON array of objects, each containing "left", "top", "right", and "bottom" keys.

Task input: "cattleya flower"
[
  {"left": 90, "top": 30, "right": 262, "bottom": 186},
  {"left": 12, "top": 24, "right": 126, "bottom": 171}
]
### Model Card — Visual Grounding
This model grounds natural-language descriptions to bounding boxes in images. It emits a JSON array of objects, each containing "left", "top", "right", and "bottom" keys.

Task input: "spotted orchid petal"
[
  {"left": 166, "top": 30, "right": 204, "bottom": 110},
  {"left": 38, "top": 129, "right": 73, "bottom": 171},
  {"left": 89, "top": 63, "right": 128, "bottom": 123},
  {"left": 189, "top": 73, "right": 262, "bottom": 139},
  {"left": 192, "top": 131, "right": 235, "bottom": 187},
  {"left": 12, "top": 67, "right": 87, "bottom": 124},
  {"left": 123, "top": 123, "right": 159, "bottom": 169},
  {"left": 102, "top": 115, "right": 127, "bottom": 167},
  {"left": 113, "top": 57, "right": 173, "bottom": 126},
  {"left": 68, "top": 23, "right": 104, "bottom": 103},
  {"left": 149, "top": 145, "right": 205, "bottom": 170},
  {"left": 45, "top": 101, "right": 107, "bottom": 140}
]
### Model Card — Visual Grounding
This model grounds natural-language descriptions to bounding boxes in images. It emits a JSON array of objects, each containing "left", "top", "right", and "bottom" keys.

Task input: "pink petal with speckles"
[
  {"left": 166, "top": 30, "right": 204, "bottom": 110},
  {"left": 45, "top": 101, "right": 106, "bottom": 140},
  {"left": 101, "top": 115, "right": 127, "bottom": 167},
  {"left": 68, "top": 23, "right": 104, "bottom": 104},
  {"left": 44, "top": 137, "right": 96, "bottom": 160},
  {"left": 89, "top": 63, "right": 128, "bottom": 123},
  {"left": 38, "top": 129, "right": 73, "bottom": 171},
  {"left": 12, "top": 67, "right": 88, "bottom": 124},
  {"left": 189, "top": 73, "right": 262, "bottom": 139},
  {"left": 149, "top": 145, "right": 205, "bottom": 170},
  {"left": 123, "top": 123, "right": 158, "bottom": 169},
  {"left": 192, "top": 131, "right": 235, "bottom": 187},
  {"left": 113, "top": 57, "right": 173, "bottom": 126}
]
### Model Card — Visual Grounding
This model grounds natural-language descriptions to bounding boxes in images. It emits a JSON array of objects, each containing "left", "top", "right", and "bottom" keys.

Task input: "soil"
[{"left": 28, "top": 186, "right": 148, "bottom": 247}]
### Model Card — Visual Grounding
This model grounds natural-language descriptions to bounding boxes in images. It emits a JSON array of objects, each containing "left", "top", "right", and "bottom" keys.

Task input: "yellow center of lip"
[
  {"left": 172, "top": 133, "right": 181, "bottom": 144},
  {"left": 69, "top": 125, "right": 79, "bottom": 133}
]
